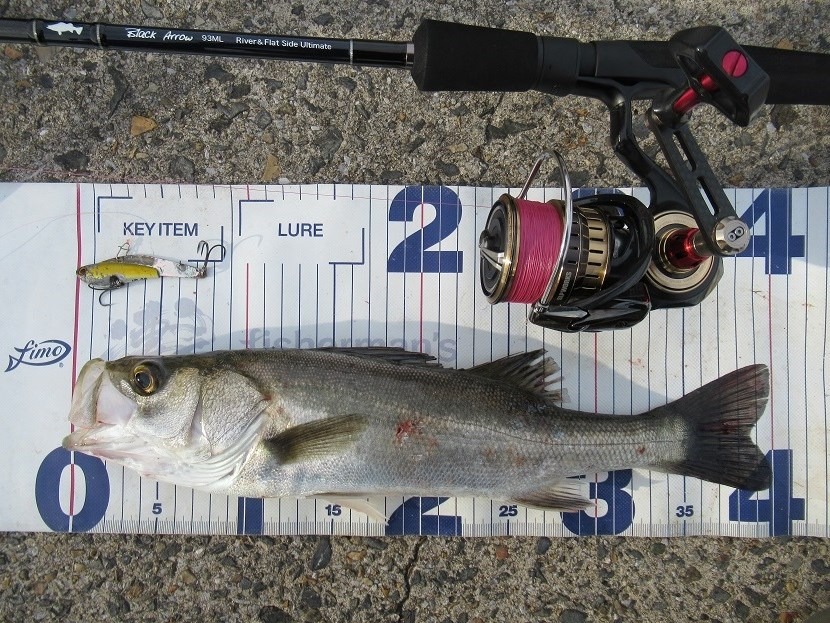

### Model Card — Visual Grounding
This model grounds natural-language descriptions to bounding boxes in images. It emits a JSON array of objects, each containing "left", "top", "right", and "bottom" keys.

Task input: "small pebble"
[
  {"left": 130, "top": 116, "right": 158, "bottom": 137},
  {"left": 310, "top": 537, "right": 332, "bottom": 571},
  {"left": 536, "top": 537, "right": 552, "bottom": 555}
]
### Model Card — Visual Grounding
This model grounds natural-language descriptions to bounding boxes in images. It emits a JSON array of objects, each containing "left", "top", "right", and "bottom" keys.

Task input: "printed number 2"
[
  {"left": 562, "top": 470, "right": 634, "bottom": 536},
  {"left": 728, "top": 449, "right": 805, "bottom": 536},
  {"left": 387, "top": 186, "right": 463, "bottom": 273},
  {"left": 386, "top": 497, "right": 462, "bottom": 536}
]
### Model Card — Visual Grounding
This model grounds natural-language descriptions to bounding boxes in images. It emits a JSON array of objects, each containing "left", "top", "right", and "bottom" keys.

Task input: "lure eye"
[{"left": 132, "top": 363, "right": 160, "bottom": 395}]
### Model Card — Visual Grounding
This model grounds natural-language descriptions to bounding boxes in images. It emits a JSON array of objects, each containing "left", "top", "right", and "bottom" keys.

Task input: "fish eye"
[{"left": 131, "top": 363, "right": 160, "bottom": 395}]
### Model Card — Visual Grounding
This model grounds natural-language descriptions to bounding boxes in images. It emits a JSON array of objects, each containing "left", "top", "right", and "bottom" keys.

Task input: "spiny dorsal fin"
[
  {"left": 466, "top": 349, "right": 563, "bottom": 400},
  {"left": 512, "top": 481, "right": 591, "bottom": 512},
  {"left": 264, "top": 414, "right": 367, "bottom": 464},
  {"left": 313, "top": 347, "right": 440, "bottom": 368}
]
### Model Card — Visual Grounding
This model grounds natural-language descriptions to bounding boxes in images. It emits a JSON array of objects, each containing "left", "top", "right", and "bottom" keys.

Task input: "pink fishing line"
[{"left": 504, "top": 198, "right": 564, "bottom": 304}]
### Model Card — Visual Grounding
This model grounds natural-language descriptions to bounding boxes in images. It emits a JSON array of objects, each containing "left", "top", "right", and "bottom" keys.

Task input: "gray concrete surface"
[{"left": 1, "top": 0, "right": 829, "bottom": 621}]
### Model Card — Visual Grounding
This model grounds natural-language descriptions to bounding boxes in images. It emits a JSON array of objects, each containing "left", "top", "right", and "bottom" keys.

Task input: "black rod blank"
[
  {"left": 0, "top": 18, "right": 413, "bottom": 68},
  {"left": 2, "top": 17, "right": 829, "bottom": 105}
]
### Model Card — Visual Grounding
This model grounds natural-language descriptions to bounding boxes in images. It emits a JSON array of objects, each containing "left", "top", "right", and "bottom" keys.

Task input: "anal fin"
[
  {"left": 513, "top": 482, "right": 591, "bottom": 512},
  {"left": 317, "top": 495, "right": 388, "bottom": 523}
]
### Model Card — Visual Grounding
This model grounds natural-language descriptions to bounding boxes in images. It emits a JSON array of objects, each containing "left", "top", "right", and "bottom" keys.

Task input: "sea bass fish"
[{"left": 63, "top": 348, "right": 771, "bottom": 515}]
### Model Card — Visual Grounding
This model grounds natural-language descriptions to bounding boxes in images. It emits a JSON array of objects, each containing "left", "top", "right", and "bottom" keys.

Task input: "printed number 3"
[
  {"left": 387, "top": 186, "right": 463, "bottom": 273},
  {"left": 561, "top": 470, "right": 634, "bottom": 536}
]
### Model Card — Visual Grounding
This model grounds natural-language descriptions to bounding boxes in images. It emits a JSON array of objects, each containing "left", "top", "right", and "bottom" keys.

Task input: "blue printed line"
[
  {"left": 329, "top": 228, "right": 366, "bottom": 266},
  {"left": 95, "top": 195, "right": 132, "bottom": 233},
  {"left": 237, "top": 199, "right": 274, "bottom": 236}
]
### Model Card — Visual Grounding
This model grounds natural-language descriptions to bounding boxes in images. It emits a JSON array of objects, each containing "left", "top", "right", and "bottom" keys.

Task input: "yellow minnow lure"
[{"left": 76, "top": 241, "right": 225, "bottom": 304}]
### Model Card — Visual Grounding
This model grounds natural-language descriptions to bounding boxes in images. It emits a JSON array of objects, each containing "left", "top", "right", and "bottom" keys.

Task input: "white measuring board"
[{"left": 0, "top": 182, "right": 826, "bottom": 537}]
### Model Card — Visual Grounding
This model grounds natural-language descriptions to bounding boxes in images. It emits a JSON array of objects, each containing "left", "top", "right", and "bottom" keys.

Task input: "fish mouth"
[
  {"left": 63, "top": 359, "right": 142, "bottom": 460},
  {"left": 66, "top": 358, "right": 136, "bottom": 431}
]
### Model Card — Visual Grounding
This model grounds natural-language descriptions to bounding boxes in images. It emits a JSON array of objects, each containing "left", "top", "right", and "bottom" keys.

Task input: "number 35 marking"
[{"left": 676, "top": 504, "right": 694, "bottom": 518}]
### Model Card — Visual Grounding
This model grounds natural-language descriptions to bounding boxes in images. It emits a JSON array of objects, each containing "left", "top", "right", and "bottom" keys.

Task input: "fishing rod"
[{"left": 2, "top": 17, "right": 829, "bottom": 331}]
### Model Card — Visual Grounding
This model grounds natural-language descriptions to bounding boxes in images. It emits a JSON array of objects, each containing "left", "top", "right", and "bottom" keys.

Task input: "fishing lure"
[{"left": 76, "top": 240, "right": 226, "bottom": 305}]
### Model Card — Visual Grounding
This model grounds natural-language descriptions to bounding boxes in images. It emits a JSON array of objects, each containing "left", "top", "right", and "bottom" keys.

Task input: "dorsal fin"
[
  {"left": 313, "top": 347, "right": 440, "bottom": 368},
  {"left": 466, "top": 349, "right": 563, "bottom": 400}
]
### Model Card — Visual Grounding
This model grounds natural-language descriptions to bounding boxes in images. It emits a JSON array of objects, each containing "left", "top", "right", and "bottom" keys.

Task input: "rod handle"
[
  {"left": 411, "top": 19, "right": 581, "bottom": 93},
  {"left": 745, "top": 45, "right": 830, "bottom": 105}
]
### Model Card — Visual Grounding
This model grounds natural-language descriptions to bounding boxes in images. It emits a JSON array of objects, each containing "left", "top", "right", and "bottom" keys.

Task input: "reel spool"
[{"left": 479, "top": 153, "right": 660, "bottom": 332}]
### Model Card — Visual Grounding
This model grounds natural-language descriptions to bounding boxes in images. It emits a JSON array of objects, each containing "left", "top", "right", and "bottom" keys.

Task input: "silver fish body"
[{"left": 63, "top": 348, "right": 771, "bottom": 512}]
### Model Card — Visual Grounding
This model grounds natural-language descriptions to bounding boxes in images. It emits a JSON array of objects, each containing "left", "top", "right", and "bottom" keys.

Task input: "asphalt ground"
[{"left": 1, "top": 0, "right": 829, "bottom": 621}]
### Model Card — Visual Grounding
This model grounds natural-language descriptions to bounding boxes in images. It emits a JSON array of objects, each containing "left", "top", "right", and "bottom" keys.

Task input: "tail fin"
[{"left": 660, "top": 364, "right": 771, "bottom": 491}]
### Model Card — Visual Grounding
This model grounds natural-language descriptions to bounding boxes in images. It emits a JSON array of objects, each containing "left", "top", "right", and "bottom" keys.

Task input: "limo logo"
[{"left": 5, "top": 339, "right": 71, "bottom": 372}]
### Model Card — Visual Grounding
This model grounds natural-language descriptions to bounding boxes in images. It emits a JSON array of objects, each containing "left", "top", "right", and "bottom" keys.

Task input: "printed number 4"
[
  {"left": 729, "top": 449, "right": 805, "bottom": 536},
  {"left": 737, "top": 188, "right": 805, "bottom": 275},
  {"left": 387, "top": 186, "right": 463, "bottom": 273}
]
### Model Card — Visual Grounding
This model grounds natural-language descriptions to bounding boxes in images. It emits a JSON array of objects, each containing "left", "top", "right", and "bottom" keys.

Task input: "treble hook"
[
  {"left": 196, "top": 240, "right": 227, "bottom": 277},
  {"left": 89, "top": 276, "right": 125, "bottom": 307}
]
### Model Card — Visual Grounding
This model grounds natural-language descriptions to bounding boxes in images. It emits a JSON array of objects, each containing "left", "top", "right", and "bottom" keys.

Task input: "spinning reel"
[
  {"left": 478, "top": 151, "right": 742, "bottom": 332},
  {"left": 480, "top": 153, "right": 657, "bottom": 332},
  {"left": 478, "top": 26, "right": 766, "bottom": 332}
]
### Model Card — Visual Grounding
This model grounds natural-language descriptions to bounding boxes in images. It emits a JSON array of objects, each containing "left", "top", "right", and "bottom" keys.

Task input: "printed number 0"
[
  {"left": 35, "top": 447, "right": 109, "bottom": 532},
  {"left": 387, "top": 186, "right": 463, "bottom": 273}
]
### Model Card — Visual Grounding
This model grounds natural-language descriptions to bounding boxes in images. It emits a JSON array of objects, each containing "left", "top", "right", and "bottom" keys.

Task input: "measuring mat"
[{"left": 0, "top": 182, "right": 826, "bottom": 537}]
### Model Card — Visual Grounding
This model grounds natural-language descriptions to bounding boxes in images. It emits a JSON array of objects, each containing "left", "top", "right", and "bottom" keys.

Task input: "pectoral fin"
[
  {"left": 512, "top": 482, "right": 591, "bottom": 512},
  {"left": 264, "top": 414, "right": 368, "bottom": 464}
]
